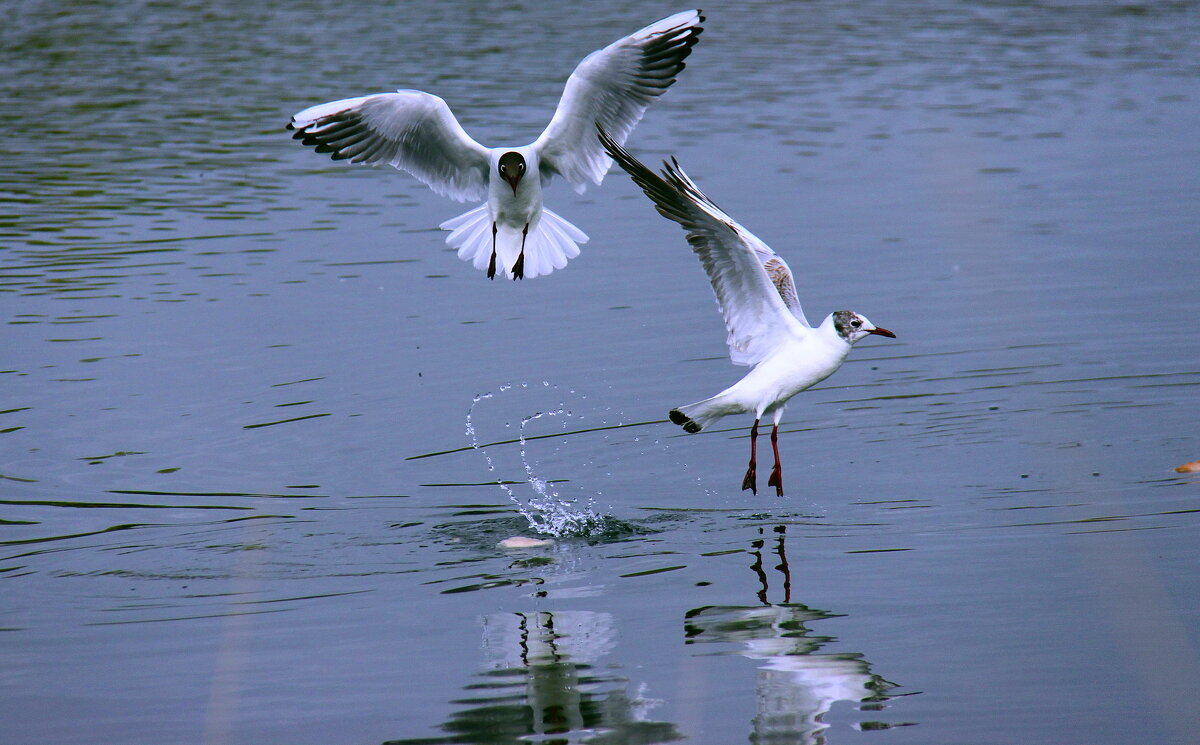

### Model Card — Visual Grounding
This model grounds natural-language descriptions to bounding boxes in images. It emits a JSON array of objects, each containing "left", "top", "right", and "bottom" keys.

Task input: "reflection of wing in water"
[
  {"left": 686, "top": 604, "right": 891, "bottom": 744},
  {"left": 382, "top": 611, "right": 682, "bottom": 744}
]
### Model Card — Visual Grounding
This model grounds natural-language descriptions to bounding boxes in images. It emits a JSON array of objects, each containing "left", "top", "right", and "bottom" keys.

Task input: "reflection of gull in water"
[
  {"left": 757, "top": 655, "right": 876, "bottom": 735},
  {"left": 385, "top": 611, "right": 682, "bottom": 744},
  {"left": 687, "top": 604, "right": 886, "bottom": 744},
  {"left": 483, "top": 610, "right": 616, "bottom": 669},
  {"left": 747, "top": 608, "right": 880, "bottom": 743},
  {"left": 684, "top": 526, "right": 903, "bottom": 744}
]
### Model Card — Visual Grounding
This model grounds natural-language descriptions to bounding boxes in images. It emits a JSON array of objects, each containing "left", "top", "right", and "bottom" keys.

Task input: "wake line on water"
[{"left": 406, "top": 417, "right": 666, "bottom": 460}]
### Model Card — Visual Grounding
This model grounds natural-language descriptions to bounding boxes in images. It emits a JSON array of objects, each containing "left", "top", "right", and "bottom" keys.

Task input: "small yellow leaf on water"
[
  {"left": 498, "top": 536, "right": 554, "bottom": 549},
  {"left": 1174, "top": 460, "right": 1200, "bottom": 473}
]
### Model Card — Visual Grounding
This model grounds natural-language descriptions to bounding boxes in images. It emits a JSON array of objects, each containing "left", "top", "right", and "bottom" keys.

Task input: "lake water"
[{"left": 3, "top": 1, "right": 1199, "bottom": 743}]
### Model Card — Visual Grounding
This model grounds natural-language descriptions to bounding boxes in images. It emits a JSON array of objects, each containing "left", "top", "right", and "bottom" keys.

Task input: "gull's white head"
[
  {"left": 829, "top": 310, "right": 896, "bottom": 344},
  {"left": 497, "top": 151, "right": 527, "bottom": 195}
]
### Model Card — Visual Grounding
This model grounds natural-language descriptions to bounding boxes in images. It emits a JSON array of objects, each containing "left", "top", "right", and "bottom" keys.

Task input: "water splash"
[{"left": 465, "top": 381, "right": 609, "bottom": 537}]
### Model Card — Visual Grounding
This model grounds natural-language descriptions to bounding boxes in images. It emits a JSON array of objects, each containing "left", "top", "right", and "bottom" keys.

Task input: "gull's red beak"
[
  {"left": 504, "top": 173, "right": 521, "bottom": 196},
  {"left": 868, "top": 327, "right": 896, "bottom": 338}
]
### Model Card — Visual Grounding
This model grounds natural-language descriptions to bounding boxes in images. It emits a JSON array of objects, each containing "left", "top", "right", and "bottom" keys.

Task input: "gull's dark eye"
[
  {"left": 518, "top": 162, "right": 525, "bottom": 173},
  {"left": 851, "top": 319, "right": 862, "bottom": 328}
]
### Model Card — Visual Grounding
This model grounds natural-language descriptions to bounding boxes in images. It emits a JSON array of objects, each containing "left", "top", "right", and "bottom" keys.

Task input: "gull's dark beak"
[
  {"left": 504, "top": 173, "right": 521, "bottom": 196},
  {"left": 868, "top": 326, "right": 896, "bottom": 338}
]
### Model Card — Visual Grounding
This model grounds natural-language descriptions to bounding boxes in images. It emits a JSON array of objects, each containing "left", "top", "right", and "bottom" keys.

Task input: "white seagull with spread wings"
[
  {"left": 288, "top": 10, "right": 703, "bottom": 280},
  {"left": 599, "top": 128, "right": 896, "bottom": 496}
]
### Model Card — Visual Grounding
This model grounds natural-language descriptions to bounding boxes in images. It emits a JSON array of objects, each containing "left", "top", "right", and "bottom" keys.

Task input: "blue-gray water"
[{"left": 3, "top": 1, "right": 1199, "bottom": 743}]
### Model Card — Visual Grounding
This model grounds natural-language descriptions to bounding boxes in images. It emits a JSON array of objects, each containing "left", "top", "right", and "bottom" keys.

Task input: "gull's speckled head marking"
[
  {"left": 833, "top": 310, "right": 896, "bottom": 343},
  {"left": 497, "top": 151, "right": 526, "bottom": 195}
]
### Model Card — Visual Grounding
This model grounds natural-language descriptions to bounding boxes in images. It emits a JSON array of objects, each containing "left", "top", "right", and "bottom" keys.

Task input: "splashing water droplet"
[{"left": 464, "top": 381, "right": 608, "bottom": 537}]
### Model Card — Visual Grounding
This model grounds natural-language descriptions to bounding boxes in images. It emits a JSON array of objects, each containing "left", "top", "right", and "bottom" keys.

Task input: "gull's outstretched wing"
[
  {"left": 288, "top": 91, "right": 491, "bottom": 203},
  {"left": 600, "top": 128, "right": 810, "bottom": 367},
  {"left": 534, "top": 10, "right": 703, "bottom": 193}
]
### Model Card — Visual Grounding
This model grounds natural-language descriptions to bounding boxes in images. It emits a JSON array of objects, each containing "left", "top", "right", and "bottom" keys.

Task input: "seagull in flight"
[
  {"left": 288, "top": 10, "right": 704, "bottom": 280},
  {"left": 598, "top": 128, "right": 896, "bottom": 496}
]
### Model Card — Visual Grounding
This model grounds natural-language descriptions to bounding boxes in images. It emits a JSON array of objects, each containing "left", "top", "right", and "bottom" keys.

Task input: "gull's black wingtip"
[
  {"left": 596, "top": 122, "right": 613, "bottom": 146},
  {"left": 596, "top": 124, "right": 624, "bottom": 162},
  {"left": 669, "top": 408, "right": 702, "bottom": 433}
]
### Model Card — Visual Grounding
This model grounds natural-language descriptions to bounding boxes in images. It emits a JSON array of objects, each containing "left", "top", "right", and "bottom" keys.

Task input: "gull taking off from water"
[
  {"left": 288, "top": 10, "right": 703, "bottom": 280},
  {"left": 598, "top": 128, "right": 896, "bottom": 496}
]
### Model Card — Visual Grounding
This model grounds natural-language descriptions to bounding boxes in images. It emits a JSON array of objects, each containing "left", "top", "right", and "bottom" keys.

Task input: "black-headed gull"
[
  {"left": 598, "top": 128, "right": 895, "bottom": 496},
  {"left": 287, "top": 10, "right": 704, "bottom": 280}
]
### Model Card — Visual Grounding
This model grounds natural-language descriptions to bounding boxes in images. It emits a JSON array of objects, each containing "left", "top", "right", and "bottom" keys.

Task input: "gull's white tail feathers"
[
  {"left": 439, "top": 206, "right": 588, "bottom": 279},
  {"left": 669, "top": 394, "right": 743, "bottom": 434}
]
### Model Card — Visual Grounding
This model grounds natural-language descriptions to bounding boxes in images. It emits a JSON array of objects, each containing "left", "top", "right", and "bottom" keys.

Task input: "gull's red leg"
[
  {"left": 767, "top": 422, "right": 783, "bottom": 496},
  {"left": 512, "top": 223, "right": 529, "bottom": 280},
  {"left": 741, "top": 418, "right": 759, "bottom": 494}
]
